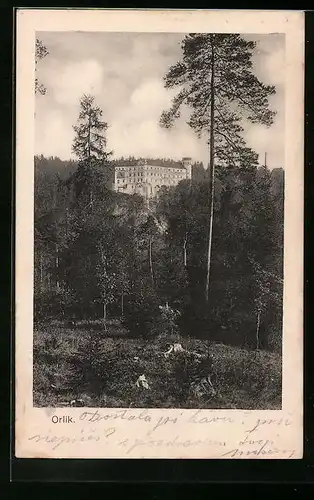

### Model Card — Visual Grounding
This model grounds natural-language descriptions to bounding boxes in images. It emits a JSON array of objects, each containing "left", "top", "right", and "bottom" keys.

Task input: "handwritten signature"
[{"left": 221, "top": 443, "right": 295, "bottom": 458}]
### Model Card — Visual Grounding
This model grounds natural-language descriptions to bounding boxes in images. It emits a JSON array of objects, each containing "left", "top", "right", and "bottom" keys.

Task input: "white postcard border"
[{"left": 15, "top": 9, "right": 304, "bottom": 459}]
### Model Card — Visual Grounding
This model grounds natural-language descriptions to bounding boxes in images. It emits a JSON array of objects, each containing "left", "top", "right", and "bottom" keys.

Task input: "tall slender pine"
[{"left": 160, "top": 33, "right": 276, "bottom": 305}]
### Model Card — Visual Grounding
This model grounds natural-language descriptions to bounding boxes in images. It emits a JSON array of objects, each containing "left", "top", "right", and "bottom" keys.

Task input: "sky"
[{"left": 35, "top": 32, "right": 285, "bottom": 169}]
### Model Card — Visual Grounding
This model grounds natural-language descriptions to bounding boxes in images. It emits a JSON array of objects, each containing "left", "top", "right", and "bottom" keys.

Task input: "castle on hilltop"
[{"left": 105, "top": 157, "right": 192, "bottom": 199}]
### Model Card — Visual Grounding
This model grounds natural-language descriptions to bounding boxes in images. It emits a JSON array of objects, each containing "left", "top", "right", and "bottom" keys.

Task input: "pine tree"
[
  {"left": 72, "top": 94, "right": 112, "bottom": 163},
  {"left": 72, "top": 94, "right": 112, "bottom": 205},
  {"left": 160, "top": 34, "right": 276, "bottom": 305}
]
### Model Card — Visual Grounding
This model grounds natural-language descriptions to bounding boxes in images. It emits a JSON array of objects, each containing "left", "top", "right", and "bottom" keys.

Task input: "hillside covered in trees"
[
  {"left": 34, "top": 153, "right": 284, "bottom": 352},
  {"left": 33, "top": 33, "right": 284, "bottom": 409}
]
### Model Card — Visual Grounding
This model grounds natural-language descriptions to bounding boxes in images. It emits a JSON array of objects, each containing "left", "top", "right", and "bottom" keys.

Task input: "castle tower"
[{"left": 182, "top": 157, "right": 192, "bottom": 180}]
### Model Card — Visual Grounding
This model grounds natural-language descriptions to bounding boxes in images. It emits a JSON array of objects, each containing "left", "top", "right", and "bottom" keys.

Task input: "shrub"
[
  {"left": 122, "top": 287, "right": 161, "bottom": 338},
  {"left": 158, "top": 303, "right": 181, "bottom": 336},
  {"left": 267, "top": 326, "right": 282, "bottom": 354},
  {"left": 34, "top": 287, "right": 76, "bottom": 322}
]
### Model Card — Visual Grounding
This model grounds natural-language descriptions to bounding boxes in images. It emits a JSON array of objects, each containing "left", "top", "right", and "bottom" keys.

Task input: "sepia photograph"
[
  {"left": 15, "top": 9, "right": 303, "bottom": 459},
  {"left": 33, "top": 30, "right": 284, "bottom": 410}
]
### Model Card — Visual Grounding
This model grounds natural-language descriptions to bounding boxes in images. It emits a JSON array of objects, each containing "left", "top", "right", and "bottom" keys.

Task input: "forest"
[
  {"left": 34, "top": 154, "right": 284, "bottom": 352},
  {"left": 33, "top": 34, "right": 284, "bottom": 409}
]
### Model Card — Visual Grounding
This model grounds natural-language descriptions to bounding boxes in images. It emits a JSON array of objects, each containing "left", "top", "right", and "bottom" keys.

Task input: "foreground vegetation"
[{"left": 33, "top": 321, "right": 282, "bottom": 409}]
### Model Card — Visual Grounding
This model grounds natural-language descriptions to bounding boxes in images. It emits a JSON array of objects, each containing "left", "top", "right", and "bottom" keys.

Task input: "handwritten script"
[{"left": 25, "top": 408, "right": 297, "bottom": 458}]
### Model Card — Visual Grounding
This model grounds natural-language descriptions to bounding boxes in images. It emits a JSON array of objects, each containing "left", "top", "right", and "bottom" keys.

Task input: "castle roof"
[{"left": 112, "top": 158, "right": 186, "bottom": 169}]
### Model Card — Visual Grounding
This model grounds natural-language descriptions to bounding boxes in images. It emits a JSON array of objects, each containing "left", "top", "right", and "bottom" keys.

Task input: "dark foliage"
[
  {"left": 34, "top": 82, "right": 283, "bottom": 352},
  {"left": 34, "top": 152, "right": 284, "bottom": 351}
]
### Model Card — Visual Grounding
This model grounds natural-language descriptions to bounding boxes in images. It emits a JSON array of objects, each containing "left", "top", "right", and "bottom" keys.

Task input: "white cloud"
[
  {"left": 107, "top": 78, "right": 204, "bottom": 160},
  {"left": 35, "top": 108, "right": 74, "bottom": 158},
  {"left": 35, "top": 32, "right": 285, "bottom": 168},
  {"left": 130, "top": 80, "right": 170, "bottom": 115},
  {"left": 255, "top": 35, "right": 285, "bottom": 89},
  {"left": 41, "top": 58, "right": 104, "bottom": 107}
]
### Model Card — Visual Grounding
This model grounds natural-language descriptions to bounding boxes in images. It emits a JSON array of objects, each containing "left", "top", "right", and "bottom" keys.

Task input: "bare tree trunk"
[
  {"left": 65, "top": 207, "right": 68, "bottom": 238},
  {"left": 149, "top": 236, "right": 154, "bottom": 287},
  {"left": 52, "top": 180, "right": 58, "bottom": 209},
  {"left": 183, "top": 235, "right": 188, "bottom": 268},
  {"left": 98, "top": 243, "right": 108, "bottom": 329},
  {"left": 39, "top": 251, "right": 43, "bottom": 292},
  {"left": 256, "top": 310, "right": 261, "bottom": 350},
  {"left": 88, "top": 110, "right": 91, "bottom": 160},
  {"left": 205, "top": 34, "right": 216, "bottom": 305},
  {"left": 88, "top": 110, "right": 93, "bottom": 205},
  {"left": 56, "top": 244, "right": 60, "bottom": 291}
]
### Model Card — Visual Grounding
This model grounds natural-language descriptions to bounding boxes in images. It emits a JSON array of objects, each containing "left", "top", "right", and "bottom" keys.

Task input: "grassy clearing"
[{"left": 33, "top": 321, "right": 282, "bottom": 409}]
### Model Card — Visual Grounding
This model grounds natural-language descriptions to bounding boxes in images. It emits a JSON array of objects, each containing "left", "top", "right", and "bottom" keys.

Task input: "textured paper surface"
[{"left": 15, "top": 8, "right": 304, "bottom": 459}]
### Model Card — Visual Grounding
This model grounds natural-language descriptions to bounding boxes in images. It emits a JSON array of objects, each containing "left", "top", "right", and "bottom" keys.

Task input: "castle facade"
[{"left": 108, "top": 157, "right": 192, "bottom": 199}]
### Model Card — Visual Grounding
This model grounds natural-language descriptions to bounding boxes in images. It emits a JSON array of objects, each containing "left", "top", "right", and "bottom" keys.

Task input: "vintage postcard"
[{"left": 15, "top": 9, "right": 304, "bottom": 459}]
